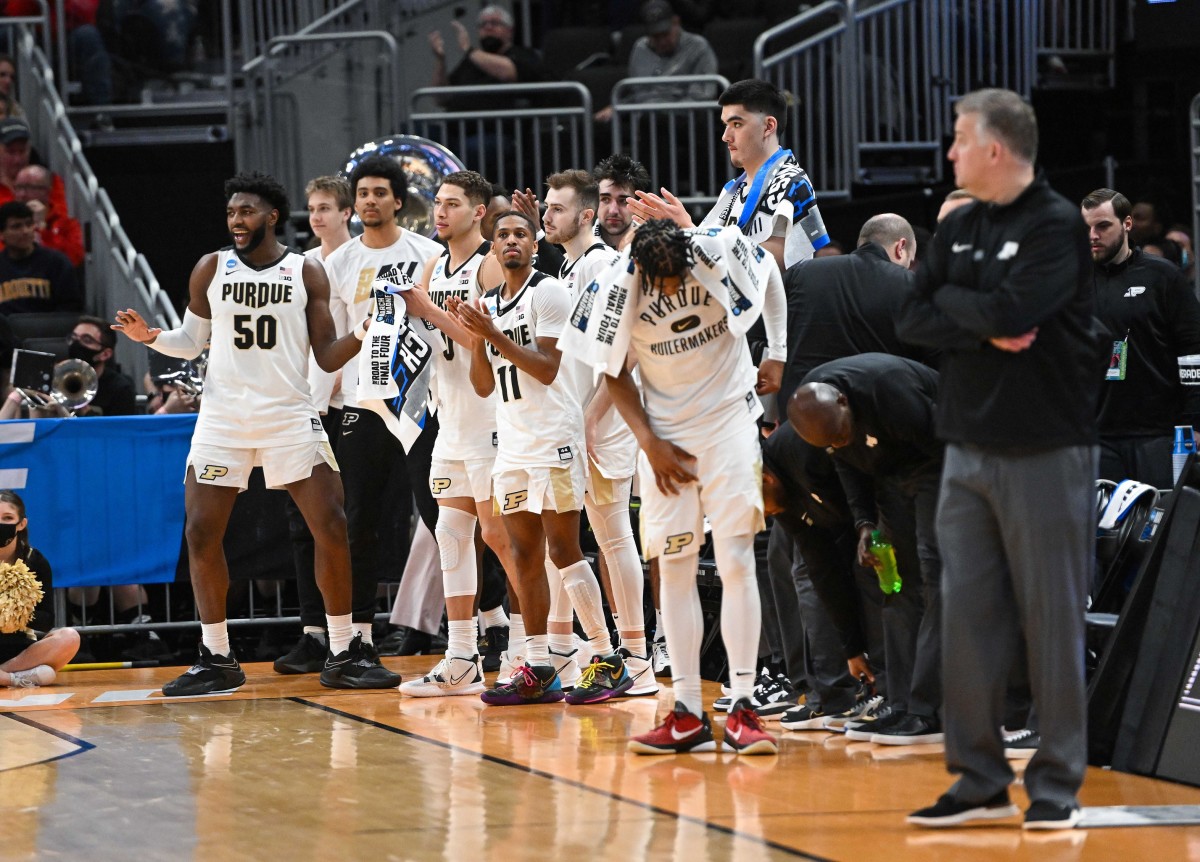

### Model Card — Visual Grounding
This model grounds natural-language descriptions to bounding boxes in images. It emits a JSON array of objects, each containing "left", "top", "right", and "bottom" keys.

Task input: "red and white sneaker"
[
  {"left": 628, "top": 703, "right": 717, "bottom": 755},
  {"left": 724, "top": 698, "right": 778, "bottom": 755}
]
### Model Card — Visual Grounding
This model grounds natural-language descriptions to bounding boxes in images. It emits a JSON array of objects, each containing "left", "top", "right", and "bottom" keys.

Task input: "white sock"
[
  {"left": 302, "top": 626, "right": 326, "bottom": 644},
  {"left": 201, "top": 621, "right": 230, "bottom": 658},
  {"left": 716, "top": 534, "right": 760, "bottom": 704},
  {"left": 655, "top": 609, "right": 665, "bottom": 641},
  {"left": 548, "top": 631, "right": 575, "bottom": 656},
  {"left": 448, "top": 617, "right": 477, "bottom": 659},
  {"left": 327, "top": 613, "right": 353, "bottom": 655},
  {"left": 560, "top": 559, "right": 612, "bottom": 652},
  {"left": 526, "top": 633, "right": 550, "bottom": 666},
  {"left": 481, "top": 605, "right": 509, "bottom": 631},
  {"left": 623, "top": 635, "right": 647, "bottom": 658},
  {"left": 352, "top": 621, "right": 373, "bottom": 645},
  {"left": 509, "top": 613, "right": 526, "bottom": 657},
  {"left": 659, "top": 553, "right": 704, "bottom": 715}
]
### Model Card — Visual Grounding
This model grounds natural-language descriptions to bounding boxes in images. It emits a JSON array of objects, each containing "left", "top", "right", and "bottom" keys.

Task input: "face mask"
[
  {"left": 67, "top": 339, "right": 101, "bottom": 364},
  {"left": 479, "top": 36, "right": 504, "bottom": 53},
  {"left": 0, "top": 523, "right": 18, "bottom": 547}
]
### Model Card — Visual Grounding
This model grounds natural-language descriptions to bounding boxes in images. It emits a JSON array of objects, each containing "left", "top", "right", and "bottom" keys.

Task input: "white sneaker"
[
  {"left": 399, "top": 655, "right": 485, "bottom": 697},
  {"left": 7, "top": 665, "right": 55, "bottom": 688},
  {"left": 497, "top": 650, "right": 525, "bottom": 684},
  {"left": 549, "top": 647, "right": 581, "bottom": 689},
  {"left": 618, "top": 648, "right": 659, "bottom": 696},
  {"left": 651, "top": 638, "right": 671, "bottom": 675},
  {"left": 573, "top": 634, "right": 596, "bottom": 668}
]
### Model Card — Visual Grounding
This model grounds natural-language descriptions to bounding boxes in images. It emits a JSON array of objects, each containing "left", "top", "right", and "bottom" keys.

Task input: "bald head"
[
  {"left": 788, "top": 382, "right": 854, "bottom": 448},
  {"left": 857, "top": 213, "right": 916, "bottom": 268}
]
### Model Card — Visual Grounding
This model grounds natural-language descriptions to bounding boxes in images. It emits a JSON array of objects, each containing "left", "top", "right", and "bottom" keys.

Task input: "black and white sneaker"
[
  {"left": 870, "top": 713, "right": 944, "bottom": 745},
  {"left": 752, "top": 673, "right": 800, "bottom": 719},
  {"left": 780, "top": 704, "right": 829, "bottom": 731},
  {"left": 651, "top": 637, "right": 671, "bottom": 676},
  {"left": 713, "top": 668, "right": 773, "bottom": 712},
  {"left": 273, "top": 632, "right": 327, "bottom": 675},
  {"left": 844, "top": 704, "right": 903, "bottom": 740},
  {"left": 1003, "top": 728, "right": 1040, "bottom": 760},
  {"left": 320, "top": 634, "right": 402, "bottom": 689},
  {"left": 163, "top": 644, "right": 246, "bottom": 697},
  {"left": 1023, "top": 800, "right": 1082, "bottom": 830},
  {"left": 825, "top": 694, "right": 886, "bottom": 731},
  {"left": 907, "top": 790, "right": 1019, "bottom": 827},
  {"left": 480, "top": 625, "right": 508, "bottom": 672}
]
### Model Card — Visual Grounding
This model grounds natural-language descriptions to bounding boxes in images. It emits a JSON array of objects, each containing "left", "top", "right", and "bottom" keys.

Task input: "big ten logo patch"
[
  {"left": 663, "top": 532, "right": 694, "bottom": 555},
  {"left": 430, "top": 477, "right": 452, "bottom": 494},
  {"left": 503, "top": 490, "right": 528, "bottom": 511},
  {"left": 199, "top": 465, "right": 229, "bottom": 481}
]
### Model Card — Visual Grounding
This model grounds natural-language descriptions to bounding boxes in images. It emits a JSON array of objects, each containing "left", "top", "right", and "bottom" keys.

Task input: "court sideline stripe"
[
  {"left": 291, "top": 697, "right": 836, "bottom": 862},
  {"left": 0, "top": 711, "right": 97, "bottom": 772}
]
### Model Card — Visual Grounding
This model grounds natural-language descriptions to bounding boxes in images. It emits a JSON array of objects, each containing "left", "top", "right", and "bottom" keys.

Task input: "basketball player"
[
  {"left": 275, "top": 174, "right": 354, "bottom": 675},
  {"left": 394, "top": 170, "right": 518, "bottom": 697},
  {"left": 449, "top": 211, "right": 623, "bottom": 705},
  {"left": 321, "top": 155, "right": 443, "bottom": 650},
  {"left": 600, "top": 220, "right": 785, "bottom": 754},
  {"left": 592, "top": 153, "right": 651, "bottom": 251},
  {"left": 543, "top": 169, "right": 657, "bottom": 702},
  {"left": 113, "top": 171, "right": 400, "bottom": 694}
]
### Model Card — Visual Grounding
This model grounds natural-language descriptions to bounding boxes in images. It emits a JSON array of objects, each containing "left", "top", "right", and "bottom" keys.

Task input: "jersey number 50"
[{"left": 233, "top": 314, "right": 278, "bottom": 350}]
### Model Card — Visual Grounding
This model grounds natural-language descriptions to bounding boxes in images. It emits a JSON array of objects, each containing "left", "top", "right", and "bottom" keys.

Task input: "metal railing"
[
  {"left": 610, "top": 75, "right": 729, "bottom": 206},
  {"left": 1037, "top": 0, "right": 1116, "bottom": 88},
  {"left": 409, "top": 82, "right": 594, "bottom": 191},
  {"left": 1191, "top": 93, "right": 1200, "bottom": 296},
  {"left": 11, "top": 20, "right": 177, "bottom": 386}
]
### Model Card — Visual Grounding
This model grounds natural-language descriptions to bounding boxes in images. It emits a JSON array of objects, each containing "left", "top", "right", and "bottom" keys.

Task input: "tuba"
[{"left": 342, "top": 135, "right": 467, "bottom": 238}]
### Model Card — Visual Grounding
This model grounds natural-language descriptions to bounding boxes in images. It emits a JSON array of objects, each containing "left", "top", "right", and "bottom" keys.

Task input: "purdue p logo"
[
  {"left": 503, "top": 490, "right": 528, "bottom": 511},
  {"left": 199, "top": 465, "right": 229, "bottom": 481},
  {"left": 430, "top": 478, "right": 452, "bottom": 494},
  {"left": 663, "top": 532, "right": 694, "bottom": 555}
]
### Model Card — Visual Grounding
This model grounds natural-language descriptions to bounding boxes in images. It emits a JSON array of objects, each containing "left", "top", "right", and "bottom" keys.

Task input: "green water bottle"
[{"left": 870, "top": 530, "right": 902, "bottom": 594}]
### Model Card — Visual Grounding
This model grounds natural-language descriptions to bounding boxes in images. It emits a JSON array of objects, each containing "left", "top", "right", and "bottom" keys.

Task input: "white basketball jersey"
[
  {"left": 483, "top": 271, "right": 584, "bottom": 469},
  {"left": 629, "top": 279, "right": 762, "bottom": 451},
  {"left": 559, "top": 243, "right": 638, "bottom": 479},
  {"left": 426, "top": 242, "right": 498, "bottom": 461},
  {"left": 194, "top": 248, "right": 323, "bottom": 447},
  {"left": 322, "top": 230, "right": 443, "bottom": 408}
]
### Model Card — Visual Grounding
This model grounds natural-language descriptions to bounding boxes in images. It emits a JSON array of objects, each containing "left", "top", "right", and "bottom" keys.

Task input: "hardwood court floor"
[{"left": 3, "top": 657, "right": 1200, "bottom": 861}]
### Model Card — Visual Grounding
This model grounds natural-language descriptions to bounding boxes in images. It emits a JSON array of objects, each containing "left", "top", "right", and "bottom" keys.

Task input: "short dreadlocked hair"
[
  {"left": 225, "top": 171, "right": 289, "bottom": 219},
  {"left": 631, "top": 219, "right": 693, "bottom": 292}
]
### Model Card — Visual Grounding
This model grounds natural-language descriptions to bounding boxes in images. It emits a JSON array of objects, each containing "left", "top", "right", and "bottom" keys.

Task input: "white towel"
[
  {"left": 354, "top": 284, "right": 439, "bottom": 452},
  {"left": 559, "top": 224, "right": 777, "bottom": 376}
]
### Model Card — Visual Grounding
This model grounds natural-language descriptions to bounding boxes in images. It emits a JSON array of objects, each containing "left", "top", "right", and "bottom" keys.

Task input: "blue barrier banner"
[{"left": 0, "top": 415, "right": 195, "bottom": 587}]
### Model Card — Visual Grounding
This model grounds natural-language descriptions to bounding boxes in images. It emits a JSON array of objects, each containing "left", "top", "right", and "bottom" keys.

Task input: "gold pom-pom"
[{"left": 0, "top": 559, "right": 43, "bottom": 634}]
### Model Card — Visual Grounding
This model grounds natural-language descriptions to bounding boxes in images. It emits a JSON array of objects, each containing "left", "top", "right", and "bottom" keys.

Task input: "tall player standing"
[
  {"left": 394, "top": 170, "right": 520, "bottom": 697},
  {"left": 450, "top": 211, "right": 617, "bottom": 706},
  {"left": 543, "top": 170, "right": 657, "bottom": 702},
  {"left": 114, "top": 171, "right": 398, "bottom": 694}
]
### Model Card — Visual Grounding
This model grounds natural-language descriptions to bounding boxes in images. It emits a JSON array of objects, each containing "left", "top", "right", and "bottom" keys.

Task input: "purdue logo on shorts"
[
  {"left": 503, "top": 490, "right": 528, "bottom": 511},
  {"left": 663, "top": 532, "right": 694, "bottom": 555},
  {"left": 198, "top": 465, "right": 229, "bottom": 481},
  {"left": 431, "top": 478, "right": 452, "bottom": 494}
]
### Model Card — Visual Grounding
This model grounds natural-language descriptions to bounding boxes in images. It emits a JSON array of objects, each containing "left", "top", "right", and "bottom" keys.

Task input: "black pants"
[{"left": 1099, "top": 433, "right": 1173, "bottom": 491}]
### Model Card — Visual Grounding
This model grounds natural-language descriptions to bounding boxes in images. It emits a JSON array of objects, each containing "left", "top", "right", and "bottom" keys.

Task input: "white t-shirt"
[
  {"left": 322, "top": 230, "right": 443, "bottom": 408},
  {"left": 303, "top": 245, "right": 339, "bottom": 413},
  {"left": 483, "top": 271, "right": 584, "bottom": 470},
  {"left": 426, "top": 242, "right": 499, "bottom": 462},
  {"left": 628, "top": 278, "right": 762, "bottom": 451},
  {"left": 194, "top": 248, "right": 323, "bottom": 447},
  {"left": 558, "top": 242, "right": 638, "bottom": 478}
]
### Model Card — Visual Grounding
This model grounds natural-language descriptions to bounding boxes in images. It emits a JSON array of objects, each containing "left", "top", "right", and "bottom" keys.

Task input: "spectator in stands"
[
  {"left": 69, "top": 315, "right": 135, "bottom": 416},
  {"left": 1167, "top": 224, "right": 1195, "bottom": 281},
  {"left": 0, "top": 490, "right": 80, "bottom": 688},
  {"left": 15, "top": 165, "right": 84, "bottom": 267},
  {"left": 0, "top": 201, "right": 80, "bottom": 314},
  {"left": 1083, "top": 188, "right": 1200, "bottom": 490},
  {"left": 428, "top": 5, "right": 544, "bottom": 111},
  {"left": 6, "top": 1, "right": 113, "bottom": 105},
  {"left": 593, "top": 0, "right": 718, "bottom": 123},
  {"left": 0, "top": 119, "right": 70, "bottom": 217},
  {"left": 1129, "top": 197, "right": 1167, "bottom": 248},
  {"left": 592, "top": 153, "right": 650, "bottom": 251},
  {"left": 0, "top": 54, "right": 24, "bottom": 118},
  {"left": 1141, "top": 236, "right": 1186, "bottom": 270}
]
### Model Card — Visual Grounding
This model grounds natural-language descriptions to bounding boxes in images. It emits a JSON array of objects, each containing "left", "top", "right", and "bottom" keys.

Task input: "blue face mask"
[{"left": 0, "top": 523, "right": 17, "bottom": 546}]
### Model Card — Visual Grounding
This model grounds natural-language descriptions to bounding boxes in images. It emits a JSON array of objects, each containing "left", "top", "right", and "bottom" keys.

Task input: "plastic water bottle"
[
  {"left": 1172, "top": 425, "right": 1195, "bottom": 487},
  {"left": 870, "top": 530, "right": 902, "bottom": 595}
]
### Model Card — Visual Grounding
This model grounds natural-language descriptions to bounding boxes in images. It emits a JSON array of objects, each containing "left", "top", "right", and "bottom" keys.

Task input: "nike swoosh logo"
[
  {"left": 951, "top": 243, "right": 972, "bottom": 253},
  {"left": 727, "top": 724, "right": 744, "bottom": 741},
  {"left": 670, "top": 724, "right": 701, "bottom": 741},
  {"left": 449, "top": 667, "right": 474, "bottom": 684}
]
